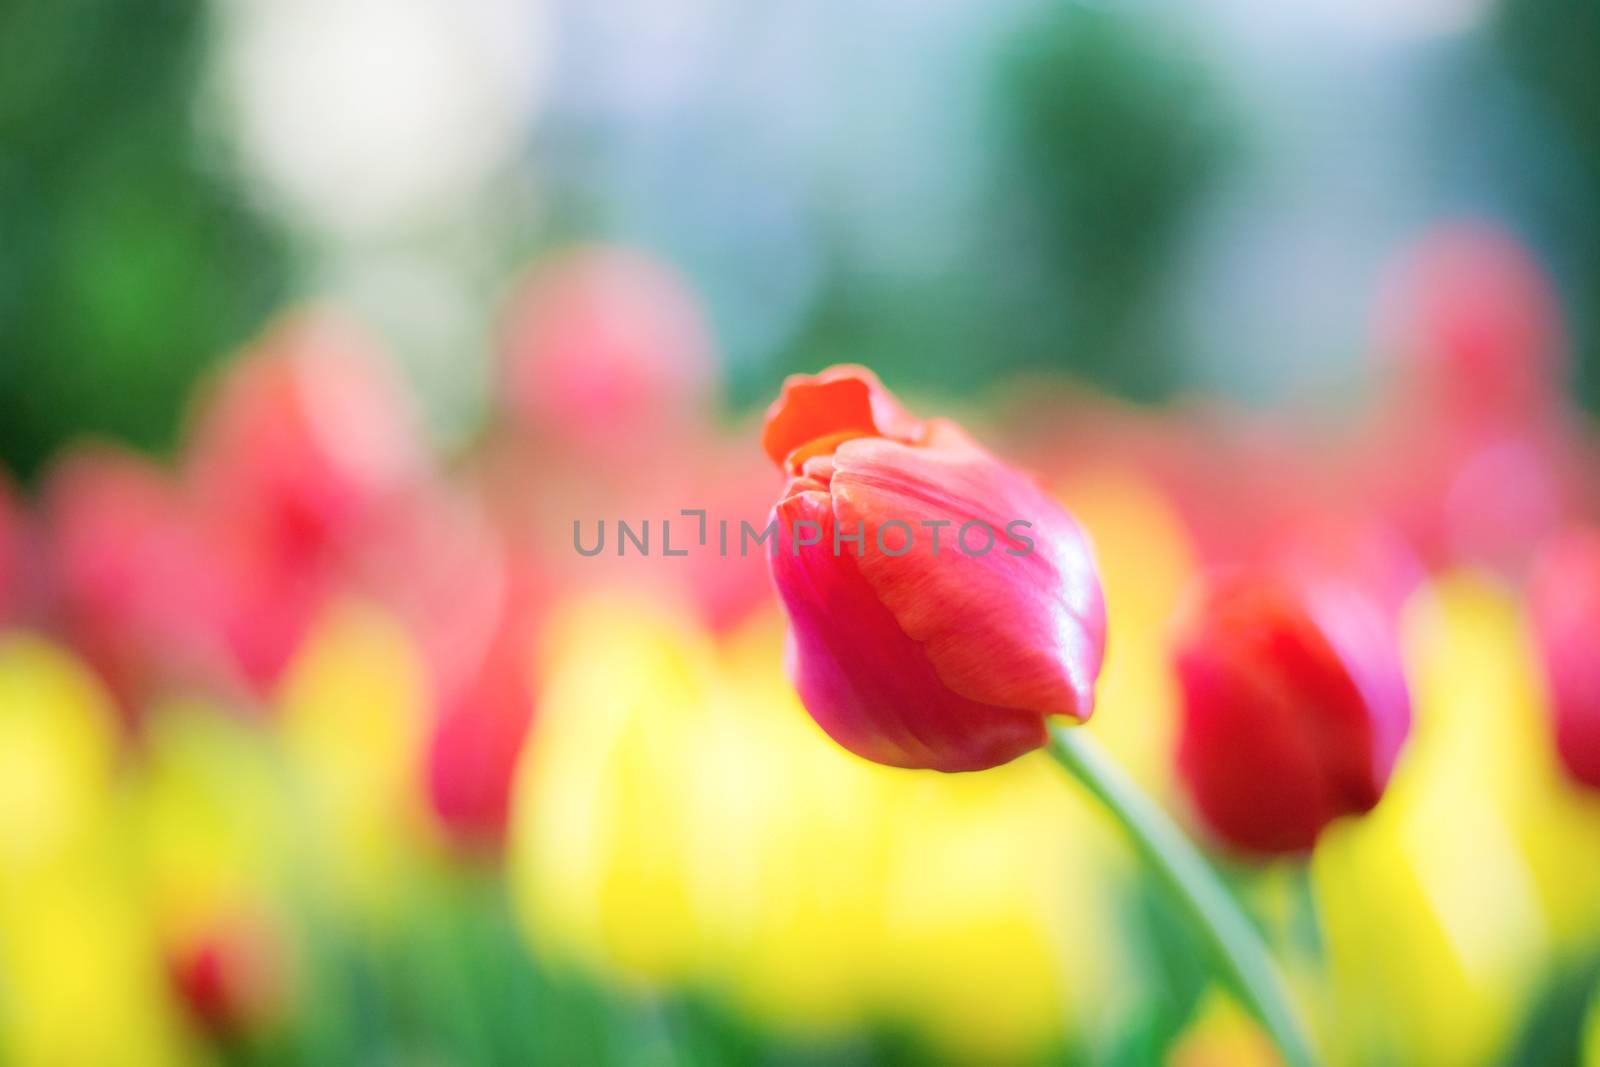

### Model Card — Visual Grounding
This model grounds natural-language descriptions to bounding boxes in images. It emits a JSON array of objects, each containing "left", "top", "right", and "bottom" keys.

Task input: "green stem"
[{"left": 1046, "top": 723, "right": 1317, "bottom": 1067}]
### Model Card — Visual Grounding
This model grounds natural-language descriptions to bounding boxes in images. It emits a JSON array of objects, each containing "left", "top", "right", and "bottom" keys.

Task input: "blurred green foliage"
[
  {"left": 1495, "top": 0, "right": 1600, "bottom": 413},
  {"left": 0, "top": 0, "right": 287, "bottom": 480},
  {"left": 763, "top": 7, "right": 1235, "bottom": 409},
  {"left": 988, "top": 6, "right": 1235, "bottom": 403},
  {"left": 2, "top": 0, "right": 1596, "bottom": 473}
]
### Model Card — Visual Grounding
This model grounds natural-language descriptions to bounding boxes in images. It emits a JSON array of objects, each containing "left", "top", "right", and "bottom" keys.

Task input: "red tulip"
[
  {"left": 1173, "top": 572, "right": 1412, "bottom": 855},
  {"left": 763, "top": 366, "right": 1106, "bottom": 772},
  {"left": 1527, "top": 527, "right": 1600, "bottom": 790}
]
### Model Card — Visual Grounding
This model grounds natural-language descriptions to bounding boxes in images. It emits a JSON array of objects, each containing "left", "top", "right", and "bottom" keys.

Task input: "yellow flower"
[
  {"left": 510, "top": 597, "right": 1132, "bottom": 1063},
  {"left": 0, "top": 636, "right": 190, "bottom": 1065},
  {"left": 0, "top": 634, "right": 119, "bottom": 877},
  {"left": 512, "top": 467, "right": 1195, "bottom": 1062},
  {"left": 274, "top": 600, "right": 429, "bottom": 922},
  {"left": 510, "top": 597, "right": 721, "bottom": 988},
  {"left": 132, "top": 699, "right": 295, "bottom": 964},
  {"left": 1313, "top": 575, "right": 1552, "bottom": 1066},
  {"left": 0, "top": 862, "right": 192, "bottom": 1066}
]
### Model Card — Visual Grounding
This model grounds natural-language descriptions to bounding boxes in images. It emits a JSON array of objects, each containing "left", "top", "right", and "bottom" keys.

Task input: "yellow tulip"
[
  {"left": 274, "top": 600, "right": 429, "bottom": 922},
  {"left": 511, "top": 597, "right": 1133, "bottom": 1063},
  {"left": 1314, "top": 575, "right": 1551, "bottom": 1066},
  {"left": 135, "top": 701, "right": 293, "bottom": 925},
  {"left": 0, "top": 634, "right": 119, "bottom": 878},
  {"left": 510, "top": 596, "right": 720, "bottom": 988},
  {"left": 0, "top": 636, "right": 190, "bottom": 1065},
  {"left": 0, "top": 861, "right": 192, "bottom": 1066}
]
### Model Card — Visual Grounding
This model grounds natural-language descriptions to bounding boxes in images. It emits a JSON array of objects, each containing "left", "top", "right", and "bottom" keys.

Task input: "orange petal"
[{"left": 760, "top": 365, "right": 923, "bottom": 472}]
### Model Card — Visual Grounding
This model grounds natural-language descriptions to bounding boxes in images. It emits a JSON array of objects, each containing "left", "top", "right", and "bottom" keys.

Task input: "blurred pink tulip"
[
  {"left": 1355, "top": 414, "right": 1590, "bottom": 578},
  {"left": 1377, "top": 222, "right": 1565, "bottom": 427},
  {"left": 183, "top": 312, "right": 427, "bottom": 694},
  {"left": 1355, "top": 224, "right": 1593, "bottom": 576},
  {"left": 424, "top": 568, "right": 544, "bottom": 850},
  {"left": 0, "top": 473, "right": 23, "bottom": 626},
  {"left": 206, "top": 525, "right": 331, "bottom": 698},
  {"left": 186, "top": 311, "right": 424, "bottom": 572},
  {"left": 42, "top": 446, "right": 229, "bottom": 716},
  {"left": 498, "top": 245, "right": 714, "bottom": 458},
  {"left": 1527, "top": 526, "right": 1600, "bottom": 790}
]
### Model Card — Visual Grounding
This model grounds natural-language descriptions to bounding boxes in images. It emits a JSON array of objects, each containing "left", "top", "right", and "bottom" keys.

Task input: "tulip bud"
[
  {"left": 1526, "top": 527, "right": 1600, "bottom": 790},
  {"left": 1173, "top": 573, "right": 1412, "bottom": 854},
  {"left": 763, "top": 366, "right": 1106, "bottom": 772}
]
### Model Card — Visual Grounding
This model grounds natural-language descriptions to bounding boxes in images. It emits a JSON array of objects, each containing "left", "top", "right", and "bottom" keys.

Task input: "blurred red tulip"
[
  {"left": 1173, "top": 572, "right": 1412, "bottom": 855},
  {"left": 1354, "top": 224, "right": 1592, "bottom": 577},
  {"left": 168, "top": 916, "right": 288, "bottom": 1037},
  {"left": 183, "top": 312, "right": 426, "bottom": 694},
  {"left": 207, "top": 527, "right": 331, "bottom": 698},
  {"left": 42, "top": 446, "right": 229, "bottom": 715},
  {"left": 424, "top": 567, "right": 545, "bottom": 850},
  {"left": 498, "top": 245, "right": 714, "bottom": 458},
  {"left": 1527, "top": 527, "right": 1600, "bottom": 790},
  {"left": 763, "top": 366, "right": 1106, "bottom": 772},
  {"left": 187, "top": 311, "right": 424, "bottom": 573},
  {"left": 1378, "top": 222, "right": 1565, "bottom": 427}
]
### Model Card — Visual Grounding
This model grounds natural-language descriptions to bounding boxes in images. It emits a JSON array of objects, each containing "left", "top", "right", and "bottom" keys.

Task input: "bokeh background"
[{"left": 2, "top": 0, "right": 1600, "bottom": 1064}]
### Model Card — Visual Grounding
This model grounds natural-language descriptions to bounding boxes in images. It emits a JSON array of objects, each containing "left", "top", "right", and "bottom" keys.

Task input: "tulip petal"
[
  {"left": 769, "top": 490, "right": 1048, "bottom": 771},
  {"left": 829, "top": 426, "right": 1105, "bottom": 722},
  {"left": 1175, "top": 637, "right": 1331, "bottom": 853},
  {"left": 1304, "top": 583, "right": 1412, "bottom": 797},
  {"left": 762, "top": 366, "right": 923, "bottom": 472}
]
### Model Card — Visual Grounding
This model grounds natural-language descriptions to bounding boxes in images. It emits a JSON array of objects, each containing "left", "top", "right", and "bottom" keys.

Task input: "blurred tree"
[
  {"left": 757, "top": 6, "right": 1236, "bottom": 409},
  {"left": 0, "top": 0, "right": 286, "bottom": 480},
  {"left": 1495, "top": 0, "right": 1600, "bottom": 414},
  {"left": 984, "top": 5, "right": 1237, "bottom": 402}
]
